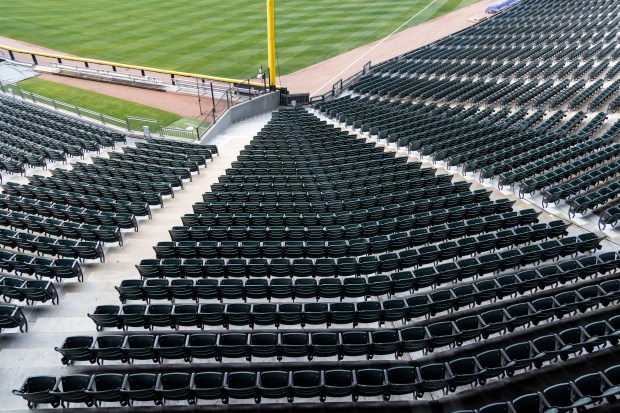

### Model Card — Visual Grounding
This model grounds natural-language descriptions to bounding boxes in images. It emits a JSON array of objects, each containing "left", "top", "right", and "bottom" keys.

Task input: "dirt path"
[
  {"left": 0, "top": 0, "right": 496, "bottom": 107},
  {"left": 0, "top": 36, "right": 77, "bottom": 57},
  {"left": 37, "top": 73, "right": 208, "bottom": 119},
  {"left": 280, "top": 0, "right": 497, "bottom": 94}
]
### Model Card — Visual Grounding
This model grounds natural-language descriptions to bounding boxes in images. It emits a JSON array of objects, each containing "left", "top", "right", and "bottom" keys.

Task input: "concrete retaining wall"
[{"left": 200, "top": 91, "right": 280, "bottom": 144}]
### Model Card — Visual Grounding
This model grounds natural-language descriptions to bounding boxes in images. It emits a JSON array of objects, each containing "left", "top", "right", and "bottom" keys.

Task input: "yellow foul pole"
[{"left": 266, "top": 0, "right": 276, "bottom": 89}]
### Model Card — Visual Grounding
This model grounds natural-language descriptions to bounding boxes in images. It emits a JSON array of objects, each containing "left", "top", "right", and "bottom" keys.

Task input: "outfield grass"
[
  {"left": 167, "top": 117, "right": 205, "bottom": 130},
  {"left": 19, "top": 77, "right": 181, "bottom": 126},
  {"left": 0, "top": 0, "right": 480, "bottom": 79}
]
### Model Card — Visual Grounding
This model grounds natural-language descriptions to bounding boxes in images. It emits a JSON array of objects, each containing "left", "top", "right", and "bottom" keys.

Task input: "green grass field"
[
  {"left": 0, "top": 0, "right": 479, "bottom": 79},
  {"left": 19, "top": 77, "right": 182, "bottom": 126}
]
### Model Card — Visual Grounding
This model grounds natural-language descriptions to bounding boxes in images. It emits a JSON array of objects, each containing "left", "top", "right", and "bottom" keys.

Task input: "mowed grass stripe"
[{"left": 0, "top": 0, "right": 480, "bottom": 78}]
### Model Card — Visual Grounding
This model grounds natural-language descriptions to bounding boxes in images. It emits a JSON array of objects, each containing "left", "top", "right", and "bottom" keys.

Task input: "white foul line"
[{"left": 311, "top": 0, "right": 444, "bottom": 96}]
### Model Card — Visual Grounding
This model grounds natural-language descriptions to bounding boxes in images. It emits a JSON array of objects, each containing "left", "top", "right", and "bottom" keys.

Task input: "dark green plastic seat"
[
  {"left": 324, "top": 370, "right": 354, "bottom": 399},
  {"left": 292, "top": 370, "right": 322, "bottom": 399},
  {"left": 186, "top": 333, "right": 217, "bottom": 361},
  {"left": 225, "top": 371, "right": 258, "bottom": 401},
  {"left": 281, "top": 332, "right": 310, "bottom": 359},
  {"left": 88, "top": 305, "right": 120, "bottom": 331},
  {"left": 311, "top": 332, "right": 340, "bottom": 359},
  {"left": 218, "top": 333, "right": 249, "bottom": 360},
  {"left": 543, "top": 382, "right": 591, "bottom": 413},
  {"left": 511, "top": 393, "right": 545, "bottom": 413},
  {"left": 258, "top": 371, "right": 290, "bottom": 400},
  {"left": 250, "top": 332, "right": 279, "bottom": 359},
  {"left": 13, "top": 376, "right": 60, "bottom": 408},
  {"left": 356, "top": 301, "right": 382, "bottom": 325},
  {"left": 447, "top": 357, "right": 481, "bottom": 391},
  {"left": 191, "top": 372, "right": 225, "bottom": 401},
  {"left": 115, "top": 279, "right": 144, "bottom": 303},
  {"left": 355, "top": 369, "right": 387, "bottom": 398},
  {"left": 84, "top": 374, "right": 126, "bottom": 406},
  {"left": 55, "top": 336, "right": 95, "bottom": 365},
  {"left": 279, "top": 303, "right": 303, "bottom": 326},
  {"left": 331, "top": 302, "right": 356, "bottom": 326},
  {"left": 123, "top": 334, "right": 157, "bottom": 363},
  {"left": 156, "top": 372, "right": 191, "bottom": 403},
  {"left": 49, "top": 374, "right": 93, "bottom": 407},
  {"left": 119, "top": 373, "right": 158, "bottom": 404},
  {"left": 91, "top": 335, "right": 124, "bottom": 363},
  {"left": 573, "top": 372, "right": 610, "bottom": 404},
  {"left": 387, "top": 366, "right": 419, "bottom": 397},
  {"left": 304, "top": 302, "right": 329, "bottom": 325},
  {"left": 417, "top": 363, "right": 450, "bottom": 396},
  {"left": 601, "top": 365, "right": 620, "bottom": 398},
  {"left": 199, "top": 303, "right": 226, "bottom": 327},
  {"left": 156, "top": 334, "right": 186, "bottom": 361},
  {"left": 476, "top": 349, "right": 512, "bottom": 381},
  {"left": 341, "top": 331, "right": 370, "bottom": 358}
]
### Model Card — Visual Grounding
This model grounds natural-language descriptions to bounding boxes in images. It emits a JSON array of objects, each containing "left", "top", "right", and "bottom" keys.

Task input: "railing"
[
  {"left": 196, "top": 89, "right": 233, "bottom": 133},
  {"left": 51, "top": 63, "right": 166, "bottom": 87},
  {"left": 0, "top": 44, "right": 276, "bottom": 90},
  {"left": 175, "top": 79, "right": 234, "bottom": 100},
  {"left": 0, "top": 80, "right": 202, "bottom": 140},
  {"left": 194, "top": 70, "right": 273, "bottom": 135},
  {"left": 232, "top": 71, "right": 272, "bottom": 100},
  {"left": 309, "top": 61, "right": 372, "bottom": 103},
  {"left": 125, "top": 116, "right": 161, "bottom": 133},
  {"left": 158, "top": 126, "right": 199, "bottom": 140}
]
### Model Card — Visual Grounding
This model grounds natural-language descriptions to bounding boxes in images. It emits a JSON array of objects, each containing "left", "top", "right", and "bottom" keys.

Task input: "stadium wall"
[{"left": 200, "top": 91, "right": 280, "bottom": 144}]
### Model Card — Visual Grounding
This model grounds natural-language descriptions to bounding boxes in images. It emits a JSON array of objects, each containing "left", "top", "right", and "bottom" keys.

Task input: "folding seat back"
[
  {"left": 13, "top": 376, "right": 60, "bottom": 408},
  {"left": 191, "top": 372, "right": 225, "bottom": 401},
  {"left": 542, "top": 382, "right": 590, "bottom": 412},
  {"left": 84, "top": 374, "right": 125, "bottom": 405},
  {"left": 324, "top": 370, "right": 354, "bottom": 399},
  {"left": 386, "top": 366, "right": 419, "bottom": 396},
  {"left": 417, "top": 363, "right": 450, "bottom": 396},
  {"left": 574, "top": 372, "right": 609, "bottom": 402},
  {"left": 156, "top": 372, "right": 191, "bottom": 402},
  {"left": 311, "top": 332, "right": 340, "bottom": 358},
  {"left": 291, "top": 370, "right": 322, "bottom": 399},
  {"left": 55, "top": 336, "right": 95, "bottom": 365},
  {"left": 119, "top": 373, "right": 158, "bottom": 403},
  {"left": 355, "top": 369, "right": 386, "bottom": 397},
  {"left": 258, "top": 371, "right": 290, "bottom": 400},
  {"left": 447, "top": 357, "right": 481, "bottom": 390}
]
